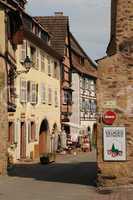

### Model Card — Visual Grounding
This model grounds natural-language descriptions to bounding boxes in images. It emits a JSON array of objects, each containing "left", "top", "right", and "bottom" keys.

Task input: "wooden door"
[
  {"left": 39, "top": 132, "right": 47, "bottom": 155},
  {"left": 20, "top": 122, "right": 26, "bottom": 159}
]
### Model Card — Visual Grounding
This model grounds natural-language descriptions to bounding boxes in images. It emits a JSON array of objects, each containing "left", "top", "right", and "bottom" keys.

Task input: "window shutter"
[
  {"left": 55, "top": 90, "right": 58, "bottom": 107},
  {"left": 41, "top": 53, "right": 45, "bottom": 72},
  {"left": 20, "top": 79, "right": 27, "bottom": 103},
  {"left": 36, "top": 84, "right": 38, "bottom": 103},
  {"left": 30, "top": 82, "right": 37, "bottom": 104},
  {"left": 36, "top": 48, "right": 40, "bottom": 69},
  {"left": 48, "top": 88, "right": 52, "bottom": 105},
  {"left": 41, "top": 83, "right": 46, "bottom": 104},
  {"left": 27, "top": 81, "right": 31, "bottom": 102},
  {"left": 48, "top": 57, "right": 51, "bottom": 76}
]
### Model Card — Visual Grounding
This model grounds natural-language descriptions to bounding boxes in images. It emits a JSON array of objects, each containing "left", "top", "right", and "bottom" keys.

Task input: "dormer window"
[
  {"left": 41, "top": 31, "right": 48, "bottom": 43},
  {"left": 80, "top": 57, "right": 85, "bottom": 66}
]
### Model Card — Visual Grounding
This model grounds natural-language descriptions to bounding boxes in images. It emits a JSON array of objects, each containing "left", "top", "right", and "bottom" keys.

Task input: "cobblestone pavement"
[{"left": 0, "top": 151, "right": 132, "bottom": 200}]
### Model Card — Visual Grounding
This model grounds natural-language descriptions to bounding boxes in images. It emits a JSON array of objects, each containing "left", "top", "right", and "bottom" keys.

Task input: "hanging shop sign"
[
  {"left": 103, "top": 127, "right": 126, "bottom": 161},
  {"left": 103, "top": 111, "right": 116, "bottom": 125}
]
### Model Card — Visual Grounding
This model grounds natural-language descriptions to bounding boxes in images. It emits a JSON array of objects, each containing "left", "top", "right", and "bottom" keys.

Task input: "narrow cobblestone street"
[{"left": 0, "top": 151, "right": 132, "bottom": 200}]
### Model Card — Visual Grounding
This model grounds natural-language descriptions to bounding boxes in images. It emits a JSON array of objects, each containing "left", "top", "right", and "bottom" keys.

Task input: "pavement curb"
[{"left": 96, "top": 184, "right": 133, "bottom": 194}]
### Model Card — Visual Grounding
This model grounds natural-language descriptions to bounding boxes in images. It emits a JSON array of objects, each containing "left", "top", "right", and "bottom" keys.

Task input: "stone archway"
[{"left": 39, "top": 119, "right": 49, "bottom": 156}]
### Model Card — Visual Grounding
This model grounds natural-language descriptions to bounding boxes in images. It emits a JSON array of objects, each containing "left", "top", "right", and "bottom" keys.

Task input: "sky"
[{"left": 26, "top": 0, "right": 111, "bottom": 61}]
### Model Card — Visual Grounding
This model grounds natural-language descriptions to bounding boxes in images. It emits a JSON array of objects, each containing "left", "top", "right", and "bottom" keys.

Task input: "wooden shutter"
[
  {"left": 55, "top": 90, "right": 58, "bottom": 107},
  {"left": 48, "top": 57, "right": 51, "bottom": 76},
  {"left": 36, "top": 48, "right": 40, "bottom": 69},
  {"left": 30, "top": 81, "right": 36, "bottom": 104},
  {"left": 41, "top": 53, "right": 45, "bottom": 72},
  {"left": 41, "top": 83, "right": 46, "bottom": 104},
  {"left": 36, "top": 84, "right": 38, "bottom": 103},
  {"left": 48, "top": 88, "right": 52, "bottom": 105},
  {"left": 27, "top": 81, "right": 31, "bottom": 102},
  {"left": 20, "top": 79, "right": 27, "bottom": 103}
]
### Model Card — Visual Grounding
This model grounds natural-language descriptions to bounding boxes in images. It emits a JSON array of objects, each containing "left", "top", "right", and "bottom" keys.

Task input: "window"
[
  {"left": 41, "top": 53, "right": 45, "bottom": 72},
  {"left": 88, "top": 100, "right": 91, "bottom": 111},
  {"left": 30, "top": 82, "right": 38, "bottom": 104},
  {"left": 36, "top": 48, "right": 40, "bottom": 69},
  {"left": 48, "top": 88, "right": 52, "bottom": 105},
  {"left": 80, "top": 57, "right": 85, "bottom": 66},
  {"left": 48, "top": 57, "right": 52, "bottom": 76},
  {"left": 41, "top": 83, "right": 46, "bottom": 104},
  {"left": 41, "top": 31, "right": 48, "bottom": 43},
  {"left": 90, "top": 100, "right": 96, "bottom": 113},
  {"left": 64, "top": 91, "right": 68, "bottom": 104},
  {"left": 82, "top": 98, "right": 86, "bottom": 111},
  {"left": 54, "top": 62, "right": 58, "bottom": 79},
  {"left": 64, "top": 91, "right": 72, "bottom": 104},
  {"left": 55, "top": 90, "right": 58, "bottom": 107},
  {"left": 85, "top": 79, "right": 89, "bottom": 90},
  {"left": 27, "top": 81, "right": 30, "bottom": 102},
  {"left": 82, "top": 78, "right": 85, "bottom": 89},
  {"left": 20, "top": 79, "right": 27, "bottom": 103},
  {"left": 30, "top": 46, "right": 36, "bottom": 65},
  {"left": 8, "top": 122, "right": 14, "bottom": 145},
  {"left": 21, "top": 40, "right": 26, "bottom": 61},
  {"left": 90, "top": 81, "right": 95, "bottom": 91}
]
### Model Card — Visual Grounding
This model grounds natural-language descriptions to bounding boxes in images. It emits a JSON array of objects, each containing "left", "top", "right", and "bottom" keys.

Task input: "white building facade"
[{"left": 70, "top": 33, "right": 97, "bottom": 142}]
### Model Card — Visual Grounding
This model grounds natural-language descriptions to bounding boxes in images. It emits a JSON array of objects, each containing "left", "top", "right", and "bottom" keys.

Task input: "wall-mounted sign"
[
  {"left": 103, "top": 127, "right": 126, "bottom": 161},
  {"left": 103, "top": 111, "right": 116, "bottom": 125},
  {"left": 103, "top": 100, "right": 117, "bottom": 108}
]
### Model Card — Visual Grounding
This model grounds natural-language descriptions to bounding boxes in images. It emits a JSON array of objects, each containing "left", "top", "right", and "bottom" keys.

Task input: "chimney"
[{"left": 54, "top": 12, "right": 64, "bottom": 16}]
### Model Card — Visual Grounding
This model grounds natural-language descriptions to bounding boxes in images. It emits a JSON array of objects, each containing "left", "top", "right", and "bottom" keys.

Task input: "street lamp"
[
  {"left": 16, "top": 40, "right": 33, "bottom": 76},
  {"left": 23, "top": 55, "right": 33, "bottom": 72}
]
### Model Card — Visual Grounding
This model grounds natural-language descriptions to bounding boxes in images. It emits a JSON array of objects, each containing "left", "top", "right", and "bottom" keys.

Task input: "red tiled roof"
[
  {"left": 23, "top": 28, "right": 62, "bottom": 60},
  {"left": 70, "top": 33, "right": 97, "bottom": 78},
  {"left": 72, "top": 59, "right": 97, "bottom": 78},
  {"left": 35, "top": 16, "right": 69, "bottom": 56}
]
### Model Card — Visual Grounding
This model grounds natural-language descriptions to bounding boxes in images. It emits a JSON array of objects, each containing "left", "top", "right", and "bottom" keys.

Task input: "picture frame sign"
[{"left": 103, "top": 127, "right": 126, "bottom": 161}]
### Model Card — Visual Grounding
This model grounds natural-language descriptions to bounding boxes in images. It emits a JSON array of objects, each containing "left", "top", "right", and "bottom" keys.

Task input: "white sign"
[
  {"left": 103, "top": 127, "right": 126, "bottom": 161},
  {"left": 103, "top": 100, "right": 117, "bottom": 108}
]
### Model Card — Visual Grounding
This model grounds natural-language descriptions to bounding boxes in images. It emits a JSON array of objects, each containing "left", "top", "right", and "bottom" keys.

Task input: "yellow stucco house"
[{"left": 8, "top": 12, "right": 62, "bottom": 162}]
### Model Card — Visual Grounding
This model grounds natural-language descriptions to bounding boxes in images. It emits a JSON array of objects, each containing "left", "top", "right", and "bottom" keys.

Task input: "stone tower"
[
  {"left": 97, "top": 0, "right": 133, "bottom": 187},
  {"left": 107, "top": 0, "right": 133, "bottom": 55}
]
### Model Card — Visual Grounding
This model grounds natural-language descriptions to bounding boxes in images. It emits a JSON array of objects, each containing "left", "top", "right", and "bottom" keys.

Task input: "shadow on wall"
[{"left": 8, "top": 162, "right": 97, "bottom": 186}]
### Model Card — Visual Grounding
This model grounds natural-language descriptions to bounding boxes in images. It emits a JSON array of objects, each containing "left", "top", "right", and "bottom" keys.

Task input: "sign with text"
[{"left": 103, "top": 127, "right": 126, "bottom": 161}]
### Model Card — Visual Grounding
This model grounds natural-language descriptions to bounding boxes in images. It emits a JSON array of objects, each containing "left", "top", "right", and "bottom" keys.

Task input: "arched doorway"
[{"left": 39, "top": 119, "right": 49, "bottom": 156}]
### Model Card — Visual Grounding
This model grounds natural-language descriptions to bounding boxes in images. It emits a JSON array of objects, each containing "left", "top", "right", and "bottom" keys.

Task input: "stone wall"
[
  {"left": 97, "top": 0, "right": 133, "bottom": 187},
  {"left": 97, "top": 54, "right": 133, "bottom": 187},
  {"left": 107, "top": 0, "right": 133, "bottom": 55},
  {"left": 0, "top": 57, "right": 8, "bottom": 175}
]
